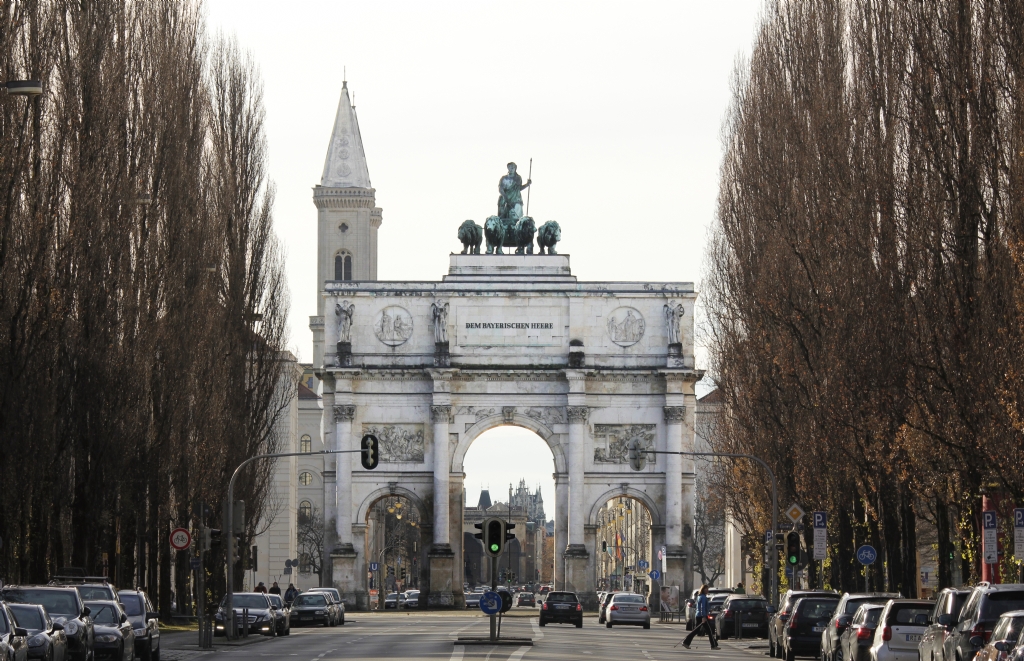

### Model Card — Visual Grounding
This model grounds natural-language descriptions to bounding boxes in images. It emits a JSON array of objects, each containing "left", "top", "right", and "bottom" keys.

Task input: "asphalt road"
[{"left": 163, "top": 612, "right": 769, "bottom": 661}]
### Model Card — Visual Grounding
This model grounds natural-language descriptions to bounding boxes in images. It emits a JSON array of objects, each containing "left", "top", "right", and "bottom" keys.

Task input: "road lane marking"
[
  {"left": 507, "top": 646, "right": 530, "bottom": 661},
  {"left": 530, "top": 619, "right": 543, "bottom": 640},
  {"left": 449, "top": 646, "right": 464, "bottom": 661}
]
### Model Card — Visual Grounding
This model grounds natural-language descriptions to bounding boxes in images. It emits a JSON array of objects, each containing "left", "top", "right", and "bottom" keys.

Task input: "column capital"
[
  {"left": 566, "top": 406, "right": 590, "bottom": 423},
  {"left": 430, "top": 405, "right": 453, "bottom": 423},
  {"left": 333, "top": 405, "right": 356, "bottom": 422},
  {"left": 663, "top": 406, "right": 686, "bottom": 422}
]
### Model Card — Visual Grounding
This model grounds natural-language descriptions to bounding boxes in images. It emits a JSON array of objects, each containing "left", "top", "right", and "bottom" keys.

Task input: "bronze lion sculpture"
[
  {"left": 457, "top": 219, "right": 482, "bottom": 254},
  {"left": 537, "top": 220, "right": 561, "bottom": 255},
  {"left": 514, "top": 216, "right": 536, "bottom": 254},
  {"left": 484, "top": 216, "right": 505, "bottom": 254}
]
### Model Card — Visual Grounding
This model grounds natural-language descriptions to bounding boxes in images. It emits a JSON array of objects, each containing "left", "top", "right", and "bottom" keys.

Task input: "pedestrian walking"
[
  {"left": 284, "top": 583, "right": 298, "bottom": 604},
  {"left": 734, "top": 582, "right": 745, "bottom": 594},
  {"left": 255, "top": 582, "right": 267, "bottom": 594},
  {"left": 681, "top": 585, "right": 719, "bottom": 650},
  {"left": 269, "top": 581, "right": 281, "bottom": 595}
]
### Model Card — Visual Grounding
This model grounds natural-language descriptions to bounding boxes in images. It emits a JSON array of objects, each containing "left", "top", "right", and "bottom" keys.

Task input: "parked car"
[
  {"left": 0, "top": 602, "right": 31, "bottom": 661},
  {"left": 539, "top": 591, "right": 583, "bottom": 628},
  {"left": 716, "top": 595, "right": 771, "bottom": 638},
  {"left": 465, "top": 593, "right": 482, "bottom": 609},
  {"left": 384, "top": 593, "right": 400, "bottom": 610},
  {"left": 605, "top": 593, "right": 651, "bottom": 629},
  {"left": 84, "top": 600, "right": 134, "bottom": 661},
  {"left": 782, "top": 595, "right": 841, "bottom": 661},
  {"left": 306, "top": 588, "right": 344, "bottom": 625},
  {"left": 116, "top": 589, "right": 160, "bottom": 661},
  {"left": 974, "top": 611, "right": 1024, "bottom": 661},
  {"left": 708, "top": 593, "right": 730, "bottom": 619},
  {"left": 1008, "top": 627, "right": 1024, "bottom": 661},
  {"left": 403, "top": 591, "right": 420, "bottom": 610},
  {"left": 289, "top": 592, "right": 332, "bottom": 627},
  {"left": 838, "top": 604, "right": 885, "bottom": 661},
  {"left": 52, "top": 581, "right": 117, "bottom": 604},
  {"left": 945, "top": 584, "right": 1024, "bottom": 661},
  {"left": 599, "top": 592, "right": 617, "bottom": 624},
  {"left": 868, "top": 599, "right": 933, "bottom": 661},
  {"left": 517, "top": 593, "right": 536, "bottom": 608},
  {"left": 3, "top": 586, "right": 93, "bottom": 661},
  {"left": 771, "top": 590, "right": 837, "bottom": 658},
  {"left": 9, "top": 603, "right": 67, "bottom": 661},
  {"left": 822, "top": 593, "right": 902, "bottom": 661},
  {"left": 920, "top": 588, "right": 973, "bottom": 661},
  {"left": 213, "top": 593, "right": 277, "bottom": 637},
  {"left": 267, "top": 594, "right": 291, "bottom": 636},
  {"left": 686, "top": 588, "right": 737, "bottom": 630}
]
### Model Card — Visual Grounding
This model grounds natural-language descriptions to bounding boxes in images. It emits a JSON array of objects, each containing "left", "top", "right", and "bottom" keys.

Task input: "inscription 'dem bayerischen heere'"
[{"left": 465, "top": 322, "right": 554, "bottom": 329}]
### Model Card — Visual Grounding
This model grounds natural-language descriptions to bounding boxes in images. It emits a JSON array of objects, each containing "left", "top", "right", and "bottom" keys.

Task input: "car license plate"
[
  {"left": 906, "top": 635, "right": 922, "bottom": 643},
  {"left": 813, "top": 627, "right": 825, "bottom": 633},
  {"left": 743, "top": 623, "right": 759, "bottom": 628},
  {"left": 621, "top": 607, "right": 637, "bottom": 612},
  {"left": 555, "top": 604, "right": 569, "bottom": 609}
]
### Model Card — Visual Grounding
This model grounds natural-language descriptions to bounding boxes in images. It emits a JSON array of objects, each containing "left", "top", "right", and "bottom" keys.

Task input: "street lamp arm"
[
  {"left": 225, "top": 448, "right": 367, "bottom": 638},
  {"left": 645, "top": 449, "right": 779, "bottom": 607}
]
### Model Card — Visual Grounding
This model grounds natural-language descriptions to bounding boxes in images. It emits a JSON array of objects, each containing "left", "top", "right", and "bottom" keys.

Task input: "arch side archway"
[{"left": 452, "top": 413, "right": 566, "bottom": 475}]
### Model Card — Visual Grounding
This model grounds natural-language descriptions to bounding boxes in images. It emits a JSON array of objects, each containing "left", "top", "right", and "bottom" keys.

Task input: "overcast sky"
[{"left": 205, "top": 0, "right": 764, "bottom": 513}]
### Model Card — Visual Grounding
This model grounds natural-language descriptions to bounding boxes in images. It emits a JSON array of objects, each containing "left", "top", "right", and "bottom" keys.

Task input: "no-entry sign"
[{"left": 170, "top": 527, "right": 192, "bottom": 551}]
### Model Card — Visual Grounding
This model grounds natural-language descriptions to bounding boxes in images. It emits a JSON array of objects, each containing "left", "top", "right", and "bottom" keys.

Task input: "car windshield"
[
  {"left": 9, "top": 606, "right": 44, "bottom": 630},
  {"left": 982, "top": 593, "right": 1024, "bottom": 620},
  {"left": 268, "top": 595, "right": 283, "bottom": 607},
  {"left": 613, "top": 595, "right": 647, "bottom": 604},
  {"left": 889, "top": 604, "right": 932, "bottom": 625},
  {"left": 854, "top": 607, "right": 884, "bottom": 625},
  {"left": 386, "top": 594, "right": 398, "bottom": 600},
  {"left": 729, "top": 599, "right": 768, "bottom": 611},
  {"left": 77, "top": 586, "right": 115, "bottom": 601},
  {"left": 4, "top": 589, "right": 79, "bottom": 617},
  {"left": 228, "top": 595, "right": 268, "bottom": 609},
  {"left": 117, "top": 594, "right": 143, "bottom": 616},
  {"left": 992, "top": 616, "right": 1024, "bottom": 642},
  {"left": 294, "top": 594, "right": 326, "bottom": 607},
  {"left": 86, "top": 603, "right": 120, "bottom": 625},
  {"left": 801, "top": 600, "right": 840, "bottom": 619},
  {"left": 547, "top": 593, "right": 578, "bottom": 604}
]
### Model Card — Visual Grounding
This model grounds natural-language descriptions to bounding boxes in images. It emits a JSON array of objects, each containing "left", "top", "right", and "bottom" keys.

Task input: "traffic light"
[
  {"left": 786, "top": 531, "right": 800, "bottom": 566},
  {"left": 602, "top": 540, "right": 608, "bottom": 553},
  {"left": 232, "top": 500, "right": 245, "bottom": 534},
  {"left": 203, "top": 528, "right": 221, "bottom": 551},
  {"left": 361, "top": 434, "right": 379, "bottom": 470},
  {"left": 627, "top": 438, "right": 647, "bottom": 471},
  {"left": 482, "top": 517, "right": 504, "bottom": 557},
  {"left": 400, "top": 567, "right": 406, "bottom": 580},
  {"left": 250, "top": 545, "right": 258, "bottom": 572},
  {"left": 504, "top": 521, "right": 516, "bottom": 544}
]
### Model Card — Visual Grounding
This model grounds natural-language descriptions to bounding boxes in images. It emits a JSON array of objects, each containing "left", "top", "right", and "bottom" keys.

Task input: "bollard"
[
  {"left": 241, "top": 608, "right": 249, "bottom": 638},
  {"left": 736, "top": 611, "right": 743, "bottom": 640}
]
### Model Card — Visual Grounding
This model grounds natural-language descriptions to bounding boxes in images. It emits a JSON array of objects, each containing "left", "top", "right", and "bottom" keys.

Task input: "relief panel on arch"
[
  {"left": 361, "top": 423, "right": 425, "bottom": 462},
  {"left": 593, "top": 424, "right": 656, "bottom": 464}
]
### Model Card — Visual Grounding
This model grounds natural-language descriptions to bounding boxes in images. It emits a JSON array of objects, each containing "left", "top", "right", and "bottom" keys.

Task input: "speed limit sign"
[{"left": 169, "top": 528, "right": 192, "bottom": 551}]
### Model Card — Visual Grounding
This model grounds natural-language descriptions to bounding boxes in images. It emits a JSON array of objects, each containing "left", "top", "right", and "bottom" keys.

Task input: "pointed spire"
[{"left": 321, "top": 82, "right": 371, "bottom": 188}]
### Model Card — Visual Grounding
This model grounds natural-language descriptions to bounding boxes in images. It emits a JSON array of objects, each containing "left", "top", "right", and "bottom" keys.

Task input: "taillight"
[
  {"left": 542, "top": 602, "right": 548, "bottom": 610},
  {"left": 790, "top": 613, "right": 799, "bottom": 630},
  {"left": 882, "top": 627, "right": 892, "bottom": 641},
  {"left": 857, "top": 627, "right": 873, "bottom": 641},
  {"left": 610, "top": 605, "right": 618, "bottom": 611},
  {"left": 640, "top": 607, "right": 649, "bottom": 612},
  {"left": 576, "top": 604, "right": 582, "bottom": 612},
  {"left": 723, "top": 609, "right": 731, "bottom": 618}
]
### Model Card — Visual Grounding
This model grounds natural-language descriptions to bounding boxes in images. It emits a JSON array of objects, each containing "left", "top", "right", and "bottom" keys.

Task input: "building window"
[
  {"left": 299, "top": 500, "right": 312, "bottom": 522},
  {"left": 300, "top": 434, "right": 311, "bottom": 453},
  {"left": 334, "top": 252, "right": 352, "bottom": 281},
  {"left": 299, "top": 471, "right": 313, "bottom": 486},
  {"left": 299, "top": 552, "right": 312, "bottom": 573}
]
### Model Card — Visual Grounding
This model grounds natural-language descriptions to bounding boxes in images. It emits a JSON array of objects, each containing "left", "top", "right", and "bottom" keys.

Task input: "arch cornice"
[
  {"left": 452, "top": 413, "right": 566, "bottom": 474},
  {"left": 587, "top": 485, "right": 663, "bottom": 527}
]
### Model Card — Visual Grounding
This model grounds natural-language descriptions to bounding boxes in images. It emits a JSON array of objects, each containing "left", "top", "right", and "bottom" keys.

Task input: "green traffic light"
[
  {"left": 490, "top": 543, "right": 499, "bottom": 552},
  {"left": 789, "top": 555, "right": 797, "bottom": 564}
]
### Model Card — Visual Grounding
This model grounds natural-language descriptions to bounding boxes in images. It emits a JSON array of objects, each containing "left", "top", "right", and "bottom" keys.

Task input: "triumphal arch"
[{"left": 319, "top": 250, "right": 700, "bottom": 609}]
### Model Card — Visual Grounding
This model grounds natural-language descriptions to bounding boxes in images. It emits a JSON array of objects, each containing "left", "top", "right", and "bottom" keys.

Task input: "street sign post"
[
  {"left": 812, "top": 512, "right": 827, "bottom": 561},
  {"left": 369, "top": 562, "right": 379, "bottom": 572},
  {"left": 1014, "top": 509, "right": 1024, "bottom": 563},
  {"left": 170, "top": 528, "right": 192, "bottom": 551},
  {"left": 648, "top": 569, "right": 661, "bottom": 581},
  {"left": 983, "top": 511, "right": 999, "bottom": 565},
  {"left": 638, "top": 560, "right": 650, "bottom": 570},
  {"left": 857, "top": 544, "right": 877, "bottom": 592},
  {"left": 190, "top": 557, "right": 201, "bottom": 570},
  {"left": 786, "top": 503, "right": 806, "bottom": 524},
  {"left": 480, "top": 591, "right": 501, "bottom": 615}
]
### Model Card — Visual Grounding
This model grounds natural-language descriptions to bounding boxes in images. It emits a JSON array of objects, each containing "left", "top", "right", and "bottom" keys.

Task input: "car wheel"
[
  {"left": 576, "top": 621, "right": 583, "bottom": 629},
  {"left": 772, "top": 640, "right": 778, "bottom": 658},
  {"left": 539, "top": 620, "right": 546, "bottom": 627},
  {"left": 644, "top": 622, "right": 651, "bottom": 630},
  {"left": 142, "top": 639, "right": 152, "bottom": 661},
  {"left": 323, "top": 617, "right": 330, "bottom": 627},
  {"left": 787, "top": 649, "right": 796, "bottom": 661},
  {"left": 607, "top": 622, "right": 613, "bottom": 629},
  {"left": 340, "top": 616, "right": 345, "bottom": 626},
  {"left": 838, "top": 648, "right": 844, "bottom": 661}
]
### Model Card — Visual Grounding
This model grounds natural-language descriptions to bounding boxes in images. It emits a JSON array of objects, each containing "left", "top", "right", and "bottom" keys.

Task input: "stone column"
[
  {"left": 554, "top": 473, "right": 568, "bottom": 590},
  {"left": 321, "top": 382, "right": 338, "bottom": 585},
  {"left": 427, "top": 404, "right": 455, "bottom": 607},
  {"left": 564, "top": 406, "right": 590, "bottom": 599},
  {"left": 663, "top": 405, "right": 689, "bottom": 593},
  {"left": 330, "top": 403, "right": 358, "bottom": 605},
  {"left": 324, "top": 298, "right": 338, "bottom": 366},
  {"left": 351, "top": 523, "right": 369, "bottom": 610}
]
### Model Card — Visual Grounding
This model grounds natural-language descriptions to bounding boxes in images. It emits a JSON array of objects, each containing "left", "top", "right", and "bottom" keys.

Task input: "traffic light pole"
[
  {"left": 224, "top": 448, "right": 370, "bottom": 639},
  {"left": 490, "top": 555, "right": 498, "bottom": 642},
  {"left": 645, "top": 450, "right": 779, "bottom": 607}
]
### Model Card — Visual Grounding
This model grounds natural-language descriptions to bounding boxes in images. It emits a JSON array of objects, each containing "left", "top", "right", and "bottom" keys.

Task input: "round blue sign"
[
  {"left": 856, "top": 545, "right": 877, "bottom": 565},
  {"left": 638, "top": 560, "right": 650, "bottom": 570},
  {"left": 479, "top": 590, "right": 502, "bottom": 615},
  {"left": 648, "top": 569, "right": 661, "bottom": 581}
]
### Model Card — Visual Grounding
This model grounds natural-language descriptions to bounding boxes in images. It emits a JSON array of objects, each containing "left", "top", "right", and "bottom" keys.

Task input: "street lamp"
[{"left": 4, "top": 80, "right": 42, "bottom": 97}]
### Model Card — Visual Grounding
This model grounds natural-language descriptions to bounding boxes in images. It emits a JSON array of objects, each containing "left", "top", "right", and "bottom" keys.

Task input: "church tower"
[{"left": 310, "top": 81, "right": 382, "bottom": 367}]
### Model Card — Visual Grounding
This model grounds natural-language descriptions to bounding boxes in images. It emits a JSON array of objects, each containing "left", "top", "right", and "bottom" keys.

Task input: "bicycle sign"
[
  {"left": 169, "top": 527, "right": 192, "bottom": 551},
  {"left": 856, "top": 545, "right": 877, "bottom": 565}
]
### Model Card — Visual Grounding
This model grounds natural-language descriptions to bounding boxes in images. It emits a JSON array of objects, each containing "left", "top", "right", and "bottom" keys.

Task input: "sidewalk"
[{"left": 159, "top": 629, "right": 269, "bottom": 659}]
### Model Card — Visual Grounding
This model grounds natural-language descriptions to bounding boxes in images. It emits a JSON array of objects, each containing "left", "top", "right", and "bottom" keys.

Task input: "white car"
[{"left": 870, "top": 600, "right": 934, "bottom": 661}]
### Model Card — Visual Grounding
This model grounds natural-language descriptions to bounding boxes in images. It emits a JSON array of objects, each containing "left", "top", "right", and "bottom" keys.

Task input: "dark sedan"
[
  {"left": 116, "top": 589, "right": 159, "bottom": 661},
  {"left": 289, "top": 593, "right": 332, "bottom": 627},
  {"left": 3, "top": 587, "right": 92, "bottom": 661},
  {"left": 539, "top": 592, "right": 583, "bottom": 628},
  {"left": 83, "top": 601, "right": 133, "bottom": 661},
  {"left": 9, "top": 603, "right": 67, "bottom": 661},
  {"left": 0, "top": 602, "right": 30, "bottom": 661},
  {"left": 716, "top": 596, "right": 772, "bottom": 638},
  {"left": 783, "top": 597, "right": 842, "bottom": 661},
  {"left": 214, "top": 593, "right": 276, "bottom": 637},
  {"left": 267, "top": 594, "right": 291, "bottom": 636},
  {"left": 838, "top": 604, "right": 885, "bottom": 661}
]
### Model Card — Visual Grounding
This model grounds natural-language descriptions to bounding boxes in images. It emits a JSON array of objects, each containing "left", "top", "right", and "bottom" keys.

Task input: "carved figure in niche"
[
  {"left": 335, "top": 300, "right": 354, "bottom": 343},
  {"left": 374, "top": 306, "right": 414, "bottom": 346},
  {"left": 431, "top": 301, "right": 450, "bottom": 344},
  {"left": 537, "top": 221, "right": 561, "bottom": 255},
  {"left": 458, "top": 220, "right": 482, "bottom": 254},
  {"left": 485, "top": 216, "right": 505, "bottom": 254},
  {"left": 664, "top": 302, "right": 685, "bottom": 345},
  {"left": 514, "top": 216, "right": 536, "bottom": 254},
  {"left": 608, "top": 308, "right": 645, "bottom": 346},
  {"left": 497, "top": 162, "right": 532, "bottom": 222}
]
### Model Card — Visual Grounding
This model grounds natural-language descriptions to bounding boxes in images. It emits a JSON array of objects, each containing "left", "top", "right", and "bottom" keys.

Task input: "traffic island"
[{"left": 454, "top": 638, "right": 533, "bottom": 646}]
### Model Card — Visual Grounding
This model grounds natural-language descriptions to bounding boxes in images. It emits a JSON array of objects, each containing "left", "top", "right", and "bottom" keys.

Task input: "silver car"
[{"left": 606, "top": 593, "right": 651, "bottom": 629}]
